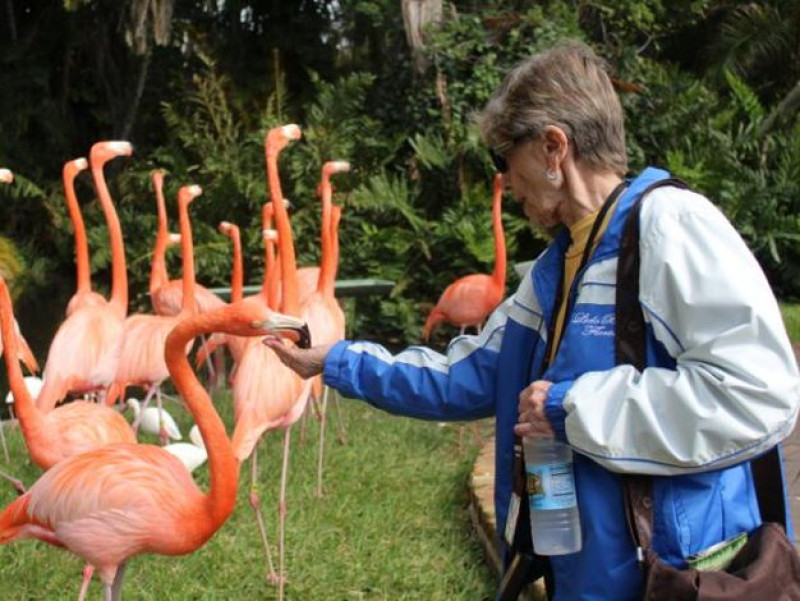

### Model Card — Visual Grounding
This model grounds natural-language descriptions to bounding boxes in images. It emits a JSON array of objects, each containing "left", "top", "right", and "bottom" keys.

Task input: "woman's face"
[{"left": 503, "top": 136, "right": 563, "bottom": 229}]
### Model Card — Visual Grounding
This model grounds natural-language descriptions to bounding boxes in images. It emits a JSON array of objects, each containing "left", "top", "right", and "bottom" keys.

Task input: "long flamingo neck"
[
  {"left": 331, "top": 205, "right": 342, "bottom": 283},
  {"left": 267, "top": 156, "right": 299, "bottom": 315},
  {"left": 150, "top": 174, "right": 170, "bottom": 294},
  {"left": 165, "top": 310, "right": 239, "bottom": 526},
  {"left": 229, "top": 229, "right": 243, "bottom": 303},
  {"left": 91, "top": 161, "right": 127, "bottom": 315},
  {"left": 178, "top": 193, "right": 197, "bottom": 314},
  {"left": 260, "top": 205, "right": 274, "bottom": 302},
  {"left": 490, "top": 176, "right": 507, "bottom": 288},
  {"left": 318, "top": 180, "right": 334, "bottom": 296},
  {"left": 0, "top": 282, "right": 40, "bottom": 429},
  {"left": 64, "top": 164, "right": 91, "bottom": 294}
]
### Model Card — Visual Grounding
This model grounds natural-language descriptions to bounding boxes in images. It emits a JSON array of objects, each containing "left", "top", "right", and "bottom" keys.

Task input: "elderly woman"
[{"left": 267, "top": 41, "right": 800, "bottom": 599}]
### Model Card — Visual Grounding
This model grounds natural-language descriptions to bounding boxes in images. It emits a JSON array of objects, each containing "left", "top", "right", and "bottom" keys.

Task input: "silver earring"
[{"left": 545, "top": 169, "right": 557, "bottom": 181}]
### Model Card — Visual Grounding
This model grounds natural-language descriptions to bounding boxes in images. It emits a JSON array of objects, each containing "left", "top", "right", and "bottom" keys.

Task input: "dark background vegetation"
[{"left": 2, "top": 0, "right": 800, "bottom": 355}]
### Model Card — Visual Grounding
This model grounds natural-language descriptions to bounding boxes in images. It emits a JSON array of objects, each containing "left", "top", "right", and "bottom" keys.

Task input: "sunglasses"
[
  {"left": 489, "top": 149, "right": 508, "bottom": 173},
  {"left": 488, "top": 132, "right": 535, "bottom": 174}
]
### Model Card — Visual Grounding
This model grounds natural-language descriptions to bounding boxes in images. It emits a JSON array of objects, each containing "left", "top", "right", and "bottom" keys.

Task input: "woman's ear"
[{"left": 541, "top": 125, "right": 569, "bottom": 171}]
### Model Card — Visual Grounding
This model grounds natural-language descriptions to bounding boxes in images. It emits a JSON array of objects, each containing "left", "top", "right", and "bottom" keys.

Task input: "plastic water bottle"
[{"left": 523, "top": 436, "right": 582, "bottom": 555}]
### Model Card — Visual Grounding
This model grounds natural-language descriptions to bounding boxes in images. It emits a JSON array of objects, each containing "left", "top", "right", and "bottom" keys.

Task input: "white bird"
[
  {"left": 125, "top": 397, "right": 182, "bottom": 442},
  {"left": 164, "top": 424, "right": 207, "bottom": 473},
  {"left": 5, "top": 375, "right": 44, "bottom": 408}
]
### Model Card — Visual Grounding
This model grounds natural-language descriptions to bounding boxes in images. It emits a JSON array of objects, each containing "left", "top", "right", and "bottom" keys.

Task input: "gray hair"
[{"left": 479, "top": 41, "right": 628, "bottom": 176}]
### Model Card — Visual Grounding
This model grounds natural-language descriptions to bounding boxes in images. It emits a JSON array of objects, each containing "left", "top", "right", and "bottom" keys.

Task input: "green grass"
[
  {"left": 781, "top": 302, "right": 800, "bottom": 344},
  {"left": 0, "top": 393, "right": 496, "bottom": 600}
]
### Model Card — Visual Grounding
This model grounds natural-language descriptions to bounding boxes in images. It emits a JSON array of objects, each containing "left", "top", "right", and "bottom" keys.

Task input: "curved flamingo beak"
[
  {"left": 64, "top": 158, "right": 89, "bottom": 180},
  {"left": 0, "top": 169, "right": 13, "bottom": 184},
  {"left": 178, "top": 185, "right": 202, "bottom": 206},
  {"left": 262, "top": 228, "right": 278, "bottom": 242},
  {"left": 257, "top": 313, "right": 312, "bottom": 349},
  {"left": 322, "top": 160, "right": 351, "bottom": 177},
  {"left": 90, "top": 141, "right": 134, "bottom": 166},
  {"left": 265, "top": 123, "right": 302, "bottom": 157}
]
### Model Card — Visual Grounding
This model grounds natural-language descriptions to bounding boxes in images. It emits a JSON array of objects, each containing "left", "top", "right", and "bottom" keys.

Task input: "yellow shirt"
[{"left": 548, "top": 202, "right": 618, "bottom": 364}]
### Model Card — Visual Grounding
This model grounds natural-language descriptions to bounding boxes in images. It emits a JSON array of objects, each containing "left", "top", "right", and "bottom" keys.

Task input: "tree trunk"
[
  {"left": 401, "top": 0, "right": 443, "bottom": 76},
  {"left": 758, "top": 79, "right": 800, "bottom": 138},
  {"left": 120, "top": 48, "right": 152, "bottom": 140}
]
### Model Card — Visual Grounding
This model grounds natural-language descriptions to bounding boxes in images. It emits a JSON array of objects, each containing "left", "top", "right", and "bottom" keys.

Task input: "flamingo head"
[
  {"left": 262, "top": 228, "right": 279, "bottom": 243},
  {"left": 218, "top": 221, "right": 239, "bottom": 239},
  {"left": 256, "top": 312, "right": 312, "bottom": 349},
  {"left": 0, "top": 169, "right": 13, "bottom": 184},
  {"left": 178, "top": 184, "right": 202, "bottom": 207},
  {"left": 151, "top": 169, "right": 165, "bottom": 189},
  {"left": 63, "top": 158, "right": 88, "bottom": 180},
  {"left": 166, "top": 232, "right": 181, "bottom": 247},
  {"left": 266, "top": 123, "right": 302, "bottom": 158},
  {"left": 90, "top": 141, "right": 134, "bottom": 167},
  {"left": 322, "top": 160, "right": 351, "bottom": 178}
]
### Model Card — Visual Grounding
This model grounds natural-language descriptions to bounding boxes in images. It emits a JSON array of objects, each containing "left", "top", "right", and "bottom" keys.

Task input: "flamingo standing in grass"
[
  {"left": 231, "top": 124, "right": 312, "bottom": 597},
  {"left": 422, "top": 173, "right": 506, "bottom": 341},
  {"left": 63, "top": 158, "right": 106, "bottom": 316},
  {"left": 301, "top": 161, "right": 349, "bottom": 496},
  {"left": 103, "top": 185, "right": 202, "bottom": 444},
  {"left": 148, "top": 170, "right": 224, "bottom": 386},
  {"left": 36, "top": 141, "right": 132, "bottom": 411},
  {"left": 0, "top": 281, "right": 310, "bottom": 601},
  {"left": 0, "top": 276, "right": 136, "bottom": 494}
]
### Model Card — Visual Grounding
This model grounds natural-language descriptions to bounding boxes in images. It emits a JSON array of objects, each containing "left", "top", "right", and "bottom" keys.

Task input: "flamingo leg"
[
  {"left": 155, "top": 388, "right": 169, "bottom": 446},
  {"left": 0, "top": 420, "right": 10, "bottom": 463},
  {"left": 77, "top": 564, "right": 93, "bottom": 601},
  {"left": 329, "top": 387, "right": 348, "bottom": 445},
  {"left": 248, "top": 443, "right": 279, "bottom": 584},
  {"left": 278, "top": 427, "right": 292, "bottom": 601},
  {"left": 131, "top": 385, "right": 158, "bottom": 433},
  {"left": 316, "top": 386, "right": 329, "bottom": 498},
  {"left": 103, "top": 583, "right": 112, "bottom": 601},
  {"left": 110, "top": 562, "right": 126, "bottom": 601},
  {"left": 0, "top": 466, "right": 25, "bottom": 495}
]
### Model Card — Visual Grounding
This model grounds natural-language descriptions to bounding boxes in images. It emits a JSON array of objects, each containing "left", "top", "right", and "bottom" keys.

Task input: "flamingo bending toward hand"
[
  {"left": 0, "top": 287, "right": 309, "bottom": 600},
  {"left": 104, "top": 185, "right": 202, "bottom": 444},
  {"left": 36, "top": 141, "right": 132, "bottom": 411},
  {"left": 422, "top": 173, "right": 506, "bottom": 340}
]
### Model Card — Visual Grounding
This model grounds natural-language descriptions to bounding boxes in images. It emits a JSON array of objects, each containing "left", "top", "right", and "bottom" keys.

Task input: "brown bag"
[
  {"left": 624, "top": 476, "right": 800, "bottom": 601},
  {"left": 617, "top": 180, "right": 800, "bottom": 601}
]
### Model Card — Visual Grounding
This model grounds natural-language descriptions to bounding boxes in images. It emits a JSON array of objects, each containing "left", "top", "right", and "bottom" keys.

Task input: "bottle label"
[{"left": 526, "top": 462, "right": 577, "bottom": 510}]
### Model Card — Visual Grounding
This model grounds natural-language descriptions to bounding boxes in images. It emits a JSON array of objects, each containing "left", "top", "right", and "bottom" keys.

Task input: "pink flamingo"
[
  {"left": 0, "top": 284, "right": 309, "bottom": 600},
  {"left": 301, "top": 161, "right": 349, "bottom": 496},
  {"left": 230, "top": 124, "right": 311, "bottom": 597},
  {"left": 0, "top": 169, "right": 40, "bottom": 375},
  {"left": 422, "top": 173, "right": 506, "bottom": 340},
  {"left": 62, "top": 157, "right": 106, "bottom": 317},
  {"left": 0, "top": 277, "right": 135, "bottom": 480},
  {"left": 36, "top": 141, "right": 133, "bottom": 411},
  {"left": 147, "top": 170, "right": 226, "bottom": 317},
  {"left": 103, "top": 185, "right": 202, "bottom": 444}
]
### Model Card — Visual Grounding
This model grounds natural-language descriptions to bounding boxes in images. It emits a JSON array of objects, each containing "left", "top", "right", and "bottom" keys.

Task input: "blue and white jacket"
[{"left": 323, "top": 167, "right": 800, "bottom": 599}]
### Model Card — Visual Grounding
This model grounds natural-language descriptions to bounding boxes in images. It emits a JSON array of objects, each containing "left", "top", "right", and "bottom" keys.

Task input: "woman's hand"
[
  {"left": 514, "top": 379, "right": 554, "bottom": 438},
  {"left": 262, "top": 338, "right": 334, "bottom": 380}
]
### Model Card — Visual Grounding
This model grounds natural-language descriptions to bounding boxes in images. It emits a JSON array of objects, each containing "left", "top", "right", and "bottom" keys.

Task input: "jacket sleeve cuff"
[
  {"left": 322, "top": 340, "right": 353, "bottom": 392},
  {"left": 545, "top": 380, "right": 573, "bottom": 443}
]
